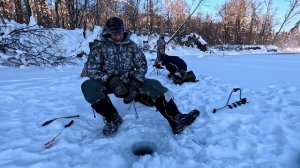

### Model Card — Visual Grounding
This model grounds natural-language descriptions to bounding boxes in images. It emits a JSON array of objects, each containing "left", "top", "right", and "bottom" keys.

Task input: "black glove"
[
  {"left": 123, "top": 78, "right": 141, "bottom": 104},
  {"left": 107, "top": 76, "right": 128, "bottom": 98}
]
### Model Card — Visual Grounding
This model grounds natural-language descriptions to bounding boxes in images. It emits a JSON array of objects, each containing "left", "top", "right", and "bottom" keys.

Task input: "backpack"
[{"left": 173, "top": 70, "right": 197, "bottom": 85}]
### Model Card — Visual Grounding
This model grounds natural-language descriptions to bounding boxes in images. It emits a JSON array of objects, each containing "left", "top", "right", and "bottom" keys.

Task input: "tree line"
[{"left": 1, "top": 0, "right": 299, "bottom": 47}]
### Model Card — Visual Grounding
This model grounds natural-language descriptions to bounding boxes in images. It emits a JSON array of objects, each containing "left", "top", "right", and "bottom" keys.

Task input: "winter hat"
[{"left": 105, "top": 17, "right": 124, "bottom": 34}]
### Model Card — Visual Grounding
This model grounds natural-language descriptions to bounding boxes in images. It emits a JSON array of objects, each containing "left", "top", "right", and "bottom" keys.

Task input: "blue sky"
[{"left": 188, "top": 0, "right": 297, "bottom": 31}]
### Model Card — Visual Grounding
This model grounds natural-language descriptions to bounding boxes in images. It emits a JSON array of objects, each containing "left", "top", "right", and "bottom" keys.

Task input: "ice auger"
[{"left": 213, "top": 88, "right": 248, "bottom": 113}]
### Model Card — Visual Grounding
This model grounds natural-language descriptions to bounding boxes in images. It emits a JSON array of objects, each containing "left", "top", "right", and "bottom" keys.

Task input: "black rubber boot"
[
  {"left": 91, "top": 96, "right": 122, "bottom": 136},
  {"left": 155, "top": 95, "right": 200, "bottom": 134}
]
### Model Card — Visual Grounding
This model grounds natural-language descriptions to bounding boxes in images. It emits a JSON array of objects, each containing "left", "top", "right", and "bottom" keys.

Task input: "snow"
[
  {"left": 28, "top": 15, "right": 37, "bottom": 27},
  {"left": 181, "top": 33, "right": 208, "bottom": 45},
  {"left": 283, "top": 47, "right": 300, "bottom": 53},
  {"left": 1, "top": 28, "right": 300, "bottom": 168}
]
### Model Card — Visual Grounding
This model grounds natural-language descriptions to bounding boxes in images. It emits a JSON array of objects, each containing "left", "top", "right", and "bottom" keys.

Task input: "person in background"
[
  {"left": 154, "top": 34, "right": 167, "bottom": 67},
  {"left": 160, "top": 54, "right": 197, "bottom": 85}
]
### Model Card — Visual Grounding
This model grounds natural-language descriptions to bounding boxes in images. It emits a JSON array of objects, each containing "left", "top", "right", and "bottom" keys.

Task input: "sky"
[{"left": 188, "top": 0, "right": 297, "bottom": 31}]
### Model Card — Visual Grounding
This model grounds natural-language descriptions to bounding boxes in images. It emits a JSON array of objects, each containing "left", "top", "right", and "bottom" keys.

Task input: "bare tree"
[
  {"left": 201, "top": 14, "right": 216, "bottom": 44},
  {"left": 23, "top": 0, "right": 32, "bottom": 24},
  {"left": 94, "top": 0, "right": 101, "bottom": 25},
  {"left": 124, "top": 0, "right": 141, "bottom": 33},
  {"left": 0, "top": 0, "right": 6, "bottom": 24},
  {"left": 0, "top": 0, "right": 6, "bottom": 21},
  {"left": 217, "top": 0, "right": 249, "bottom": 44},
  {"left": 54, "top": 0, "right": 61, "bottom": 27},
  {"left": 3, "top": 0, "right": 298, "bottom": 48},
  {"left": 235, "top": 0, "right": 248, "bottom": 44},
  {"left": 259, "top": 0, "right": 274, "bottom": 44},
  {"left": 66, "top": 0, "right": 76, "bottom": 29},
  {"left": 14, "top": 0, "right": 23, "bottom": 23},
  {"left": 166, "top": 0, "right": 204, "bottom": 44},
  {"left": 248, "top": 1, "right": 261, "bottom": 44},
  {"left": 143, "top": 0, "right": 160, "bottom": 34},
  {"left": 82, "top": 0, "right": 88, "bottom": 38},
  {"left": 0, "top": 25, "right": 69, "bottom": 66},
  {"left": 33, "top": 0, "right": 41, "bottom": 24},
  {"left": 218, "top": 2, "right": 230, "bottom": 44},
  {"left": 272, "top": 0, "right": 300, "bottom": 44},
  {"left": 32, "top": 0, "right": 52, "bottom": 27}
]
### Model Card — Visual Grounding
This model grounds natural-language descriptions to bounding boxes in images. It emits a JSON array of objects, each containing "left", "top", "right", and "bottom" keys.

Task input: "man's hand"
[
  {"left": 107, "top": 76, "right": 128, "bottom": 98},
  {"left": 123, "top": 78, "right": 141, "bottom": 104}
]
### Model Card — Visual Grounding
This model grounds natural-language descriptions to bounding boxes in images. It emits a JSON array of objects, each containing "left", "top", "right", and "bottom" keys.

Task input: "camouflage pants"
[{"left": 81, "top": 79, "right": 169, "bottom": 104}]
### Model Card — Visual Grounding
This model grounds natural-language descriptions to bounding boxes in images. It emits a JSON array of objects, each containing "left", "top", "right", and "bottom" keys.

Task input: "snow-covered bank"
[
  {"left": 2, "top": 19, "right": 290, "bottom": 68},
  {"left": 1, "top": 52, "right": 300, "bottom": 168}
]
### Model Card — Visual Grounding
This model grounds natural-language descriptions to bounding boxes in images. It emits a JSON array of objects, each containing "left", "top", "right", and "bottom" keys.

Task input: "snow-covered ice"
[{"left": 0, "top": 27, "right": 300, "bottom": 168}]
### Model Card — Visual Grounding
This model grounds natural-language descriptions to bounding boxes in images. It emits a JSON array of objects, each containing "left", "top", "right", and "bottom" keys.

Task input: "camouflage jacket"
[
  {"left": 86, "top": 31, "right": 147, "bottom": 83},
  {"left": 157, "top": 38, "right": 166, "bottom": 55}
]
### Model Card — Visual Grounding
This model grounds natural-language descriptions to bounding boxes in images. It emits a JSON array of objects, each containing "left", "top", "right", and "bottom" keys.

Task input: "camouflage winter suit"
[
  {"left": 156, "top": 37, "right": 166, "bottom": 61},
  {"left": 154, "top": 36, "right": 167, "bottom": 66},
  {"left": 81, "top": 31, "right": 168, "bottom": 104}
]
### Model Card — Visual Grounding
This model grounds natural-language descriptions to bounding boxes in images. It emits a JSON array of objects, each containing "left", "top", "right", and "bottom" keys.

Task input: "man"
[
  {"left": 160, "top": 54, "right": 197, "bottom": 85},
  {"left": 81, "top": 17, "right": 199, "bottom": 136},
  {"left": 154, "top": 34, "right": 167, "bottom": 67},
  {"left": 160, "top": 54, "right": 187, "bottom": 76}
]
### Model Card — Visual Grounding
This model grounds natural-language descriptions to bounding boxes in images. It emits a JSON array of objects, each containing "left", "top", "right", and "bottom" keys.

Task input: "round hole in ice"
[{"left": 132, "top": 141, "right": 156, "bottom": 156}]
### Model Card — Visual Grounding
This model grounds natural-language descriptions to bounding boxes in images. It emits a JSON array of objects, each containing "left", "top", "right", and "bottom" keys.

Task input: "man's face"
[{"left": 110, "top": 32, "right": 124, "bottom": 42}]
